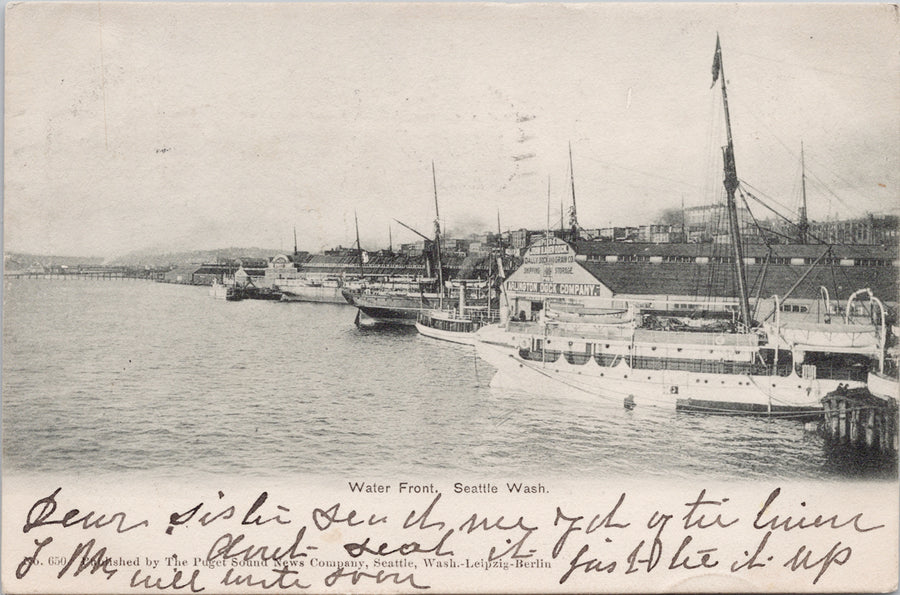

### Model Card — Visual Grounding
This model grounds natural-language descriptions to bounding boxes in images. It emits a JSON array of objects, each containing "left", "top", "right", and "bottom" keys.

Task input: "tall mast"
[
  {"left": 432, "top": 161, "right": 444, "bottom": 307},
  {"left": 568, "top": 142, "right": 578, "bottom": 239},
  {"left": 546, "top": 176, "right": 551, "bottom": 236},
  {"left": 354, "top": 210, "right": 366, "bottom": 279},
  {"left": 798, "top": 141, "right": 809, "bottom": 244},
  {"left": 712, "top": 34, "right": 752, "bottom": 328},
  {"left": 388, "top": 224, "right": 393, "bottom": 254},
  {"left": 293, "top": 225, "right": 298, "bottom": 256}
]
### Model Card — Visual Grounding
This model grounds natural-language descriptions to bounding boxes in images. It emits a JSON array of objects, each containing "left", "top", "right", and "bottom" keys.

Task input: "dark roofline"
[{"left": 572, "top": 241, "right": 899, "bottom": 260}]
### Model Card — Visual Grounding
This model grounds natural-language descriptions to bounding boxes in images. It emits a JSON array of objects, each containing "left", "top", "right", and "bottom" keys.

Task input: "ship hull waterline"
[
  {"left": 474, "top": 339, "right": 855, "bottom": 417},
  {"left": 278, "top": 287, "right": 348, "bottom": 305},
  {"left": 415, "top": 321, "right": 478, "bottom": 345},
  {"left": 343, "top": 289, "right": 445, "bottom": 327}
]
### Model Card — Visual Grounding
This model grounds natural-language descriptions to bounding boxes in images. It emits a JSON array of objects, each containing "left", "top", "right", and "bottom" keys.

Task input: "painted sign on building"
[{"left": 504, "top": 235, "right": 612, "bottom": 309}]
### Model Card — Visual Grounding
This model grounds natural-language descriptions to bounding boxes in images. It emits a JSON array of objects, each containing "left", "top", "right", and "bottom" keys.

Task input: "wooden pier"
[
  {"left": 4, "top": 266, "right": 169, "bottom": 281},
  {"left": 820, "top": 384, "right": 898, "bottom": 472}
]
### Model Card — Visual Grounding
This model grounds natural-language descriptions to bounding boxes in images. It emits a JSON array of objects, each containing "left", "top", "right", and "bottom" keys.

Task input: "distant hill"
[
  {"left": 4, "top": 247, "right": 285, "bottom": 270},
  {"left": 107, "top": 247, "right": 284, "bottom": 267},
  {"left": 4, "top": 252, "right": 105, "bottom": 271}
]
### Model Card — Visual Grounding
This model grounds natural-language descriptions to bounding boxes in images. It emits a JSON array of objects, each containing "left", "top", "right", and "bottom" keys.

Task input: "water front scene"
[
  {"left": 1, "top": 278, "right": 891, "bottom": 481},
  {"left": 3, "top": 5, "right": 899, "bottom": 593}
]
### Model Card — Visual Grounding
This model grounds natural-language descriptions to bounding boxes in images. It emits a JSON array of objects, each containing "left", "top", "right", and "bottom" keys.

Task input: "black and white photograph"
[{"left": 3, "top": 3, "right": 898, "bottom": 593}]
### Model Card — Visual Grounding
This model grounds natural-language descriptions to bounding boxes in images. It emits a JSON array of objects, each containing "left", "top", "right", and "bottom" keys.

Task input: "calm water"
[{"left": 0, "top": 279, "right": 884, "bottom": 480}]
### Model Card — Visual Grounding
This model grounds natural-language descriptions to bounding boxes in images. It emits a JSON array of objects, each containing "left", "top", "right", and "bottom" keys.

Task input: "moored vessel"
[
  {"left": 416, "top": 279, "right": 500, "bottom": 343},
  {"left": 475, "top": 298, "right": 886, "bottom": 415},
  {"left": 474, "top": 37, "right": 895, "bottom": 416},
  {"left": 209, "top": 278, "right": 242, "bottom": 301},
  {"left": 277, "top": 277, "right": 348, "bottom": 304},
  {"left": 343, "top": 280, "right": 444, "bottom": 326}
]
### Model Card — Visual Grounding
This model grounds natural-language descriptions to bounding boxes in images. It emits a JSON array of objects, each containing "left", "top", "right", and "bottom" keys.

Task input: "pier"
[
  {"left": 4, "top": 266, "right": 170, "bottom": 281},
  {"left": 820, "top": 384, "right": 898, "bottom": 472}
]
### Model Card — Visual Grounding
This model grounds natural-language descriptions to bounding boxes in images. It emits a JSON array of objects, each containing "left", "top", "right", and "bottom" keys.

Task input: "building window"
[{"left": 780, "top": 303, "right": 809, "bottom": 313}]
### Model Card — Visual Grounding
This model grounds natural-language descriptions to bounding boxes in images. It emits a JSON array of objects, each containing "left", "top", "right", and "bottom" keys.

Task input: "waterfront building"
[
  {"left": 808, "top": 214, "right": 898, "bottom": 246},
  {"left": 163, "top": 266, "right": 198, "bottom": 284},
  {"left": 503, "top": 235, "right": 898, "bottom": 324}
]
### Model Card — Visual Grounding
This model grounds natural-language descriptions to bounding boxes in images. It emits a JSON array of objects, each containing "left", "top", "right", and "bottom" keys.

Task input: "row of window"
[
  {"left": 581, "top": 254, "right": 895, "bottom": 267},
  {"left": 779, "top": 304, "right": 810, "bottom": 313},
  {"left": 519, "top": 346, "right": 872, "bottom": 381}
]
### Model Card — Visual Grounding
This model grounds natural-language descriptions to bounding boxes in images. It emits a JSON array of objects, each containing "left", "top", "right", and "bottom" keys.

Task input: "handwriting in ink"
[
  {"left": 167, "top": 491, "right": 289, "bottom": 535},
  {"left": 551, "top": 493, "right": 630, "bottom": 559},
  {"left": 666, "top": 535, "right": 719, "bottom": 570},
  {"left": 323, "top": 566, "right": 428, "bottom": 590},
  {"left": 624, "top": 538, "right": 662, "bottom": 575},
  {"left": 623, "top": 510, "right": 670, "bottom": 574},
  {"left": 16, "top": 536, "right": 53, "bottom": 579},
  {"left": 311, "top": 502, "right": 387, "bottom": 531},
  {"left": 402, "top": 494, "right": 447, "bottom": 532},
  {"left": 681, "top": 489, "right": 739, "bottom": 530},
  {"left": 242, "top": 492, "right": 291, "bottom": 526},
  {"left": 130, "top": 568, "right": 205, "bottom": 592},
  {"left": 206, "top": 527, "right": 314, "bottom": 564},
  {"left": 730, "top": 530, "right": 772, "bottom": 573},
  {"left": 23, "top": 488, "right": 148, "bottom": 534},
  {"left": 344, "top": 529, "right": 455, "bottom": 558},
  {"left": 754, "top": 488, "right": 884, "bottom": 533},
  {"left": 458, "top": 512, "right": 538, "bottom": 561},
  {"left": 165, "top": 491, "right": 232, "bottom": 535},
  {"left": 783, "top": 541, "right": 852, "bottom": 585},
  {"left": 56, "top": 539, "right": 118, "bottom": 580},
  {"left": 220, "top": 566, "right": 311, "bottom": 590},
  {"left": 559, "top": 543, "right": 616, "bottom": 584}
]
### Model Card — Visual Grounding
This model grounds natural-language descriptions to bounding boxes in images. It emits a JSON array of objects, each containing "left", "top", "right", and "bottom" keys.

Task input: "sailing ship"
[
  {"left": 343, "top": 163, "right": 455, "bottom": 326},
  {"left": 474, "top": 37, "right": 893, "bottom": 415}
]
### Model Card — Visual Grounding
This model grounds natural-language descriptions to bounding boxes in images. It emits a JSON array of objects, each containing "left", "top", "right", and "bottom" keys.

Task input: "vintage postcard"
[{"left": 3, "top": 2, "right": 898, "bottom": 593}]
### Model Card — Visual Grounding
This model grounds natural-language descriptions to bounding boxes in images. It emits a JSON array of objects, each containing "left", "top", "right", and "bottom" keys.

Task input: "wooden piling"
[{"left": 820, "top": 385, "right": 898, "bottom": 472}]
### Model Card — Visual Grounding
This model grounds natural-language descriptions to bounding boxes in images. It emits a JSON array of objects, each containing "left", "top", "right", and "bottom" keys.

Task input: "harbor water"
[{"left": 1, "top": 279, "right": 889, "bottom": 481}]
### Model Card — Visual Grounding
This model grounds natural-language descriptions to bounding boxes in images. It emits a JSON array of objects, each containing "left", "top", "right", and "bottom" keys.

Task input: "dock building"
[{"left": 503, "top": 235, "right": 898, "bottom": 324}]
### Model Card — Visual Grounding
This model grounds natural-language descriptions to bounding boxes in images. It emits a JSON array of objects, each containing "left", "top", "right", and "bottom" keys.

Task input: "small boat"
[
  {"left": 416, "top": 308, "right": 498, "bottom": 345},
  {"left": 242, "top": 286, "right": 283, "bottom": 301},
  {"left": 416, "top": 279, "right": 499, "bottom": 343},
  {"left": 209, "top": 279, "right": 242, "bottom": 301}
]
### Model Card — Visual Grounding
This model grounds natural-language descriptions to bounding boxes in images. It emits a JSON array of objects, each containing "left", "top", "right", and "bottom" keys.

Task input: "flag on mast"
[{"left": 711, "top": 35, "right": 722, "bottom": 88}]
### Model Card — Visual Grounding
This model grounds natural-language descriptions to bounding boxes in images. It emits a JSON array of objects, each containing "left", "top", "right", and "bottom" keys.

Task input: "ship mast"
[
  {"left": 712, "top": 35, "right": 752, "bottom": 329},
  {"left": 568, "top": 141, "right": 578, "bottom": 239},
  {"left": 354, "top": 210, "right": 366, "bottom": 280},
  {"left": 432, "top": 161, "right": 444, "bottom": 308},
  {"left": 798, "top": 141, "right": 809, "bottom": 244}
]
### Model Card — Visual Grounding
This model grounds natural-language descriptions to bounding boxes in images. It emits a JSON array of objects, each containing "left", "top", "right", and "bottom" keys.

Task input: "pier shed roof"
[{"left": 579, "top": 260, "right": 898, "bottom": 304}]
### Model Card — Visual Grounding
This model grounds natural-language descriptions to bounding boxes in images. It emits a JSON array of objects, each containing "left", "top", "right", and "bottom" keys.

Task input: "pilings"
[
  {"left": 4, "top": 270, "right": 167, "bottom": 281},
  {"left": 821, "top": 385, "right": 898, "bottom": 472}
]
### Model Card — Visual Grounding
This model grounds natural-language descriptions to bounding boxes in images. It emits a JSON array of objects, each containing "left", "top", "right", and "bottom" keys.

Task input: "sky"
[{"left": 4, "top": 3, "right": 898, "bottom": 259}]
